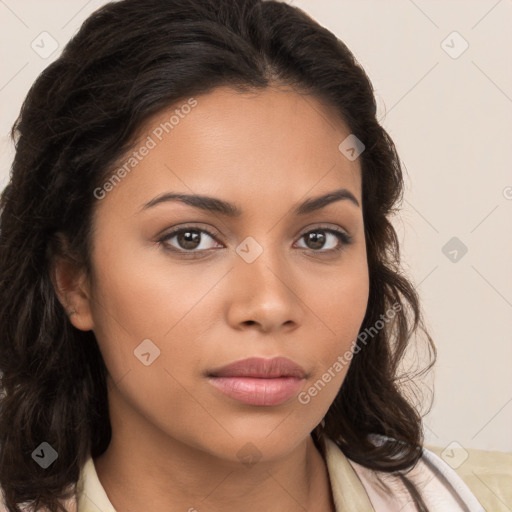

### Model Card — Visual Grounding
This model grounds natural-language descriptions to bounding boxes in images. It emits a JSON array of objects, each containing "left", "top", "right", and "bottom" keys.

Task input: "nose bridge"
[
  {"left": 236, "top": 233, "right": 289, "bottom": 297},
  {"left": 228, "top": 232, "right": 300, "bottom": 330}
]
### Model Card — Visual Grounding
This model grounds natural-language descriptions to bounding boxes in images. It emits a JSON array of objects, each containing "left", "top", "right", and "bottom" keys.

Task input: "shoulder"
[{"left": 346, "top": 444, "right": 486, "bottom": 512}]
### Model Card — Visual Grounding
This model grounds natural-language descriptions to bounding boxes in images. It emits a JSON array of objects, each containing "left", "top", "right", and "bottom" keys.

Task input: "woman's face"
[{"left": 75, "top": 86, "right": 369, "bottom": 462}]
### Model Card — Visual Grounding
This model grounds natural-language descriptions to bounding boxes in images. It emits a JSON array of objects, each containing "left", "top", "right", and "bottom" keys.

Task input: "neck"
[{"left": 94, "top": 390, "right": 334, "bottom": 512}]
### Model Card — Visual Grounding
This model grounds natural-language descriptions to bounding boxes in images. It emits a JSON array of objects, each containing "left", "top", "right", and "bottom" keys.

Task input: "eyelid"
[
  {"left": 156, "top": 223, "right": 220, "bottom": 241},
  {"left": 296, "top": 222, "right": 350, "bottom": 238}
]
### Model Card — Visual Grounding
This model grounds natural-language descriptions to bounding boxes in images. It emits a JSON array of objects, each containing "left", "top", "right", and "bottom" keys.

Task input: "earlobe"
[{"left": 50, "top": 253, "right": 95, "bottom": 332}]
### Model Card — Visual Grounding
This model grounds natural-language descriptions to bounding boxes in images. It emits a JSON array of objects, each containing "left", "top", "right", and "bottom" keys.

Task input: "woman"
[{"left": 0, "top": 0, "right": 484, "bottom": 511}]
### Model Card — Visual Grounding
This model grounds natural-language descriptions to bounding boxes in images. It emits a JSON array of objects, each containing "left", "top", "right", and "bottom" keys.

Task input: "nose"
[{"left": 225, "top": 246, "right": 302, "bottom": 334}]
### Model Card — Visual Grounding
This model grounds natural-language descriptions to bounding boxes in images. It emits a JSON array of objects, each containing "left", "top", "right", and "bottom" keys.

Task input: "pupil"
[
  {"left": 307, "top": 231, "right": 325, "bottom": 249},
  {"left": 179, "top": 230, "right": 200, "bottom": 249}
]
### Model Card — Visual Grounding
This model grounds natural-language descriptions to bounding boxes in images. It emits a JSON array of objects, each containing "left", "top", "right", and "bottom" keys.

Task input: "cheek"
[
  {"left": 88, "top": 251, "right": 214, "bottom": 438},
  {"left": 315, "top": 250, "right": 369, "bottom": 344},
  {"left": 90, "top": 230, "right": 188, "bottom": 325},
  {"left": 301, "top": 256, "right": 369, "bottom": 404},
  {"left": 88, "top": 236, "right": 224, "bottom": 393}
]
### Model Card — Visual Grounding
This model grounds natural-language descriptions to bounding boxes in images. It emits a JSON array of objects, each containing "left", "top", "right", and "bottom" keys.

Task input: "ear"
[{"left": 49, "top": 234, "right": 94, "bottom": 332}]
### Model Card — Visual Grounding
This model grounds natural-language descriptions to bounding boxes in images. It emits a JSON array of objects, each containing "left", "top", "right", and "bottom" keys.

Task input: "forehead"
[{"left": 94, "top": 86, "right": 362, "bottom": 217}]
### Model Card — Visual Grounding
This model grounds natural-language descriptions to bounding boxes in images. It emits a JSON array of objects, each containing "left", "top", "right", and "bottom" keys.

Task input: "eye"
[
  {"left": 295, "top": 227, "right": 352, "bottom": 253},
  {"left": 159, "top": 227, "right": 221, "bottom": 253}
]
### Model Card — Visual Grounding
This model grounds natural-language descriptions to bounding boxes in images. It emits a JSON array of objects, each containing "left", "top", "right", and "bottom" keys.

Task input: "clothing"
[
  {"left": 1, "top": 434, "right": 485, "bottom": 511},
  {"left": 323, "top": 437, "right": 485, "bottom": 511}
]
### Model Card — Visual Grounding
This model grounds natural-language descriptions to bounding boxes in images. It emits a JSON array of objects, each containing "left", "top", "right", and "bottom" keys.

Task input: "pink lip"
[{"left": 207, "top": 357, "right": 307, "bottom": 406}]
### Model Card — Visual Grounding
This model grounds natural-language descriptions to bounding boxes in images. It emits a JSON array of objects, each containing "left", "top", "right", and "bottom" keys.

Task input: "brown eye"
[
  {"left": 296, "top": 228, "right": 352, "bottom": 252},
  {"left": 160, "top": 227, "right": 221, "bottom": 252},
  {"left": 303, "top": 231, "right": 328, "bottom": 250}
]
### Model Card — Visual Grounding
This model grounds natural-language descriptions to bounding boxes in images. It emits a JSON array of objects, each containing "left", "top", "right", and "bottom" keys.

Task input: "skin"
[{"left": 53, "top": 85, "right": 369, "bottom": 511}]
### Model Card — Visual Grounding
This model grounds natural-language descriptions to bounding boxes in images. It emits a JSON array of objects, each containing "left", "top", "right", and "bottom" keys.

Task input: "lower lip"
[{"left": 208, "top": 376, "right": 305, "bottom": 406}]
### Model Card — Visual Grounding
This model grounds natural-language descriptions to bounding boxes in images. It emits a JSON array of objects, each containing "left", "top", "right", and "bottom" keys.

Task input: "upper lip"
[{"left": 207, "top": 356, "right": 307, "bottom": 379}]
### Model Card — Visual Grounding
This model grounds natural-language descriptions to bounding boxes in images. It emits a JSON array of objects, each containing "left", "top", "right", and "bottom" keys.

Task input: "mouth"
[
  {"left": 206, "top": 356, "right": 307, "bottom": 406},
  {"left": 207, "top": 376, "right": 305, "bottom": 406}
]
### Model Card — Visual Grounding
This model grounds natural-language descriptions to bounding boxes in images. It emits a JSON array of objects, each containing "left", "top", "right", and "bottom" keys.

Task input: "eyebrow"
[{"left": 139, "top": 188, "right": 360, "bottom": 216}]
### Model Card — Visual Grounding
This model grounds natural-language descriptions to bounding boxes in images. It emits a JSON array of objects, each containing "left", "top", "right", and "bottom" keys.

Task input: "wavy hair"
[{"left": 0, "top": 0, "right": 436, "bottom": 510}]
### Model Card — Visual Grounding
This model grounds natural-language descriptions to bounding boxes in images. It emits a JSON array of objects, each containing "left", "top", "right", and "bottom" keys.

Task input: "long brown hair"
[{"left": 0, "top": 0, "right": 436, "bottom": 510}]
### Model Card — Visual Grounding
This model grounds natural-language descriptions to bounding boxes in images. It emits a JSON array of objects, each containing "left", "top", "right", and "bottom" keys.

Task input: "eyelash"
[{"left": 157, "top": 224, "right": 353, "bottom": 257}]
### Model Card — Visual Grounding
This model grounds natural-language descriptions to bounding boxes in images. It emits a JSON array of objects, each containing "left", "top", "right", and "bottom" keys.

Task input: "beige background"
[{"left": 1, "top": 0, "right": 511, "bottom": 455}]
